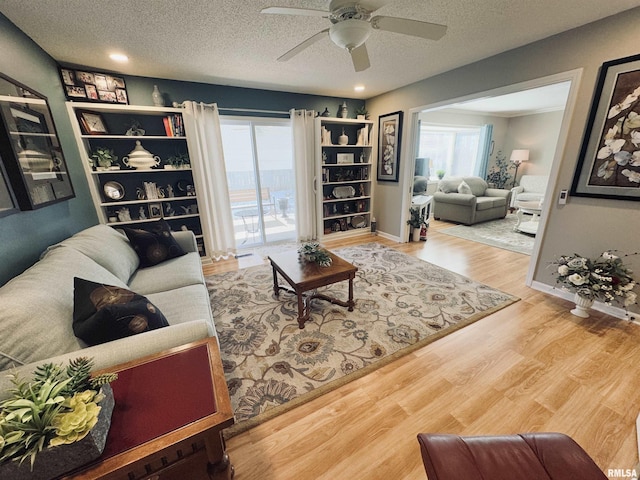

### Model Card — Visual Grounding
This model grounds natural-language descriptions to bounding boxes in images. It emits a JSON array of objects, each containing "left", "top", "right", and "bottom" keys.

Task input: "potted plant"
[
  {"left": 551, "top": 251, "right": 636, "bottom": 317},
  {"left": 298, "top": 242, "right": 332, "bottom": 266},
  {"left": 165, "top": 151, "right": 190, "bottom": 169},
  {"left": 354, "top": 106, "right": 369, "bottom": 120},
  {"left": 436, "top": 170, "right": 446, "bottom": 180},
  {"left": 0, "top": 357, "right": 117, "bottom": 478},
  {"left": 89, "top": 147, "right": 118, "bottom": 171},
  {"left": 407, "top": 207, "right": 424, "bottom": 241},
  {"left": 485, "top": 150, "right": 515, "bottom": 189}
]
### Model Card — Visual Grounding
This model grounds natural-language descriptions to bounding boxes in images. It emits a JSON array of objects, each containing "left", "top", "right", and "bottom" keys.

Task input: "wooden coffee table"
[
  {"left": 61, "top": 337, "right": 235, "bottom": 480},
  {"left": 268, "top": 250, "right": 358, "bottom": 329}
]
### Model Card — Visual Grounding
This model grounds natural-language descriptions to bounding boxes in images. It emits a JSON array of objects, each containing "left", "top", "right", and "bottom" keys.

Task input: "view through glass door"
[{"left": 220, "top": 118, "right": 296, "bottom": 249}]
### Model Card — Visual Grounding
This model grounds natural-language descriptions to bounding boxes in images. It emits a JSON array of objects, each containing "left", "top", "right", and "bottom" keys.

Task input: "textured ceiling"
[{"left": 1, "top": 0, "right": 639, "bottom": 99}]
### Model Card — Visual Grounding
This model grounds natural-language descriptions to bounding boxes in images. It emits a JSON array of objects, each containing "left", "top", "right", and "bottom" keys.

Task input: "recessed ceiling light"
[
  {"left": 354, "top": 85, "right": 365, "bottom": 92},
  {"left": 109, "top": 53, "right": 129, "bottom": 63}
]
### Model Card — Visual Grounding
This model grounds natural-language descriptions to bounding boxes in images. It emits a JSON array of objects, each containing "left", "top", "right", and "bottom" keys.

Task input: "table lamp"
[{"left": 510, "top": 149, "right": 529, "bottom": 187}]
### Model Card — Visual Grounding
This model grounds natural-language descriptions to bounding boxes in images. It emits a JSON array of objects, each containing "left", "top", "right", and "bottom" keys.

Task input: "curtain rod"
[
  {"left": 218, "top": 107, "right": 289, "bottom": 115},
  {"left": 178, "top": 102, "right": 288, "bottom": 116}
]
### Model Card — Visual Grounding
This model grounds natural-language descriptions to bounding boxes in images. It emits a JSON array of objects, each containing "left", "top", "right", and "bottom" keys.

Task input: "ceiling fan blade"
[
  {"left": 357, "top": 0, "right": 391, "bottom": 13},
  {"left": 277, "top": 29, "right": 330, "bottom": 62},
  {"left": 371, "top": 16, "right": 447, "bottom": 41},
  {"left": 350, "top": 43, "right": 370, "bottom": 72},
  {"left": 261, "top": 6, "right": 328, "bottom": 17}
]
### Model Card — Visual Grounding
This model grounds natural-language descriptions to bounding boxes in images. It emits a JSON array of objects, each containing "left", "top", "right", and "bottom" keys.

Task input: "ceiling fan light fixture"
[{"left": 329, "top": 19, "right": 371, "bottom": 50}]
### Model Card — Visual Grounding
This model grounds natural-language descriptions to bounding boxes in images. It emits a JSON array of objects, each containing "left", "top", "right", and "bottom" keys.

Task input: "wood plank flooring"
[{"left": 203, "top": 220, "right": 640, "bottom": 479}]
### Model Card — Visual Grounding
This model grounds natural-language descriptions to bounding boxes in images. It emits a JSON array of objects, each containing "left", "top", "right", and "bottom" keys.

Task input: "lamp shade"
[{"left": 510, "top": 149, "right": 529, "bottom": 163}]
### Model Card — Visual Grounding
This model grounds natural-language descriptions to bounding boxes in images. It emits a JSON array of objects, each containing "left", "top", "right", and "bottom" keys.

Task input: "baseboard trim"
[
  {"left": 530, "top": 280, "right": 638, "bottom": 323},
  {"left": 375, "top": 230, "right": 402, "bottom": 243}
]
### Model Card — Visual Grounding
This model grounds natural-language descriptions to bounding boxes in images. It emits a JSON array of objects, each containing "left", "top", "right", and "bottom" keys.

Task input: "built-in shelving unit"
[
  {"left": 66, "top": 102, "right": 207, "bottom": 256},
  {"left": 316, "top": 116, "right": 374, "bottom": 239}
]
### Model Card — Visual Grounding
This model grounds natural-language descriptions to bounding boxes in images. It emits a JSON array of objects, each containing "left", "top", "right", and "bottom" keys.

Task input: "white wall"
[{"left": 365, "top": 7, "right": 640, "bottom": 313}]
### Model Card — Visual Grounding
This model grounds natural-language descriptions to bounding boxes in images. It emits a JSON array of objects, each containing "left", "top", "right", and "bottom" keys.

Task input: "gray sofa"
[
  {"left": 433, "top": 176, "right": 511, "bottom": 225},
  {"left": 0, "top": 224, "right": 215, "bottom": 398}
]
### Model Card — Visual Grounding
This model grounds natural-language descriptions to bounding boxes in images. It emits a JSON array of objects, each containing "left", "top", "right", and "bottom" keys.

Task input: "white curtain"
[
  {"left": 290, "top": 109, "right": 317, "bottom": 241},
  {"left": 182, "top": 101, "right": 236, "bottom": 259},
  {"left": 474, "top": 124, "right": 494, "bottom": 178}
]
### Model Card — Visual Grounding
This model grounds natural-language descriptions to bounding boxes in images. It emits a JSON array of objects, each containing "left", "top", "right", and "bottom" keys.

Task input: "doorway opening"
[{"left": 402, "top": 70, "right": 582, "bottom": 284}]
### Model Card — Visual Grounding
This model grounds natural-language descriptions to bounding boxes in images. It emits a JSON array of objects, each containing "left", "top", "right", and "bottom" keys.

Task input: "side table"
[
  {"left": 60, "top": 337, "right": 234, "bottom": 480},
  {"left": 514, "top": 200, "right": 542, "bottom": 235}
]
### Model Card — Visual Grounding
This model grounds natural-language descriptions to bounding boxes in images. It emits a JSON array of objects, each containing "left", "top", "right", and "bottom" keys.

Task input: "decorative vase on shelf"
[
  {"left": 338, "top": 129, "right": 348, "bottom": 145},
  {"left": 151, "top": 85, "right": 163, "bottom": 107},
  {"left": 570, "top": 293, "right": 594, "bottom": 318},
  {"left": 339, "top": 101, "right": 348, "bottom": 118}
]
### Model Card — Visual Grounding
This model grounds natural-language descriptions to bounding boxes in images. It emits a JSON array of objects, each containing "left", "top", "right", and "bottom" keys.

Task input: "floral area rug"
[
  {"left": 439, "top": 214, "right": 535, "bottom": 255},
  {"left": 206, "top": 242, "right": 518, "bottom": 437}
]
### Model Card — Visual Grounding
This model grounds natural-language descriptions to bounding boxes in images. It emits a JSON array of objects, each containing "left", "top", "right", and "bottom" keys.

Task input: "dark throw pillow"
[
  {"left": 122, "top": 219, "right": 186, "bottom": 267},
  {"left": 73, "top": 277, "right": 169, "bottom": 346}
]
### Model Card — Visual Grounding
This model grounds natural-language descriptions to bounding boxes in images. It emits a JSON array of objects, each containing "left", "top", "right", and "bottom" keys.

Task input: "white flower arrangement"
[
  {"left": 552, "top": 251, "right": 636, "bottom": 306},
  {"left": 298, "top": 242, "right": 332, "bottom": 267}
]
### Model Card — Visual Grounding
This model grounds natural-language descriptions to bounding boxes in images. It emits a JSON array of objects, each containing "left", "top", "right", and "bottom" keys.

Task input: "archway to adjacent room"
[{"left": 402, "top": 69, "right": 583, "bottom": 285}]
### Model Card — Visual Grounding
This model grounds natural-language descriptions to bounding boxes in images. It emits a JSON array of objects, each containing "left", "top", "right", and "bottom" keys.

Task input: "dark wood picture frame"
[
  {"left": 0, "top": 73, "right": 75, "bottom": 210},
  {"left": 571, "top": 53, "right": 640, "bottom": 200},
  {"left": 0, "top": 151, "right": 19, "bottom": 218},
  {"left": 377, "top": 111, "right": 403, "bottom": 182}
]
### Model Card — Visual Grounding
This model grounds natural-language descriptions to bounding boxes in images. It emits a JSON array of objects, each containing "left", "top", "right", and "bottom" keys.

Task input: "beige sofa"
[
  {"left": 0, "top": 224, "right": 215, "bottom": 398},
  {"left": 433, "top": 176, "right": 511, "bottom": 225}
]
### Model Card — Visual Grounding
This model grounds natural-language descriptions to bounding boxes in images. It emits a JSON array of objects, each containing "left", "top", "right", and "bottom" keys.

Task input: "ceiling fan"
[{"left": 261, "top": 0, "right": 447, "bottom": 72}]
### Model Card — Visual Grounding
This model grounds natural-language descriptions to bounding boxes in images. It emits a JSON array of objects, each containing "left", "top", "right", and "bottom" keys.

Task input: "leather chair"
[{"left": 417, "top": 432, "right": 607, "bottom": 480}]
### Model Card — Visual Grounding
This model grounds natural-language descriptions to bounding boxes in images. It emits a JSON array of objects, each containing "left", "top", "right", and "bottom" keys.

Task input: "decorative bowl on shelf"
[
  {"left": 103, "top": 181, "right": 125, "bottom": 200},
  {"left": 122, "top": 141, "right": 161, "bottom": 169},
  {"left": 332, "top": 185, "right": 356, "bottom": 199},
  {"left": 351, "top": 215, "right": 366, "bottom": 228}
]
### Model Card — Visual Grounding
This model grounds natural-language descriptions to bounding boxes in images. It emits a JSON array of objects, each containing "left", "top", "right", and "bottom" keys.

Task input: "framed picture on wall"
[
  {"left": 571, "top": 53, "right": 640, "bottom": 200},
  {"left": 59, "top": 66, "right": 128, "bottom": 104},
  {"left": 377, "top": 111, "right": 403, "bottom": 182},
  {"left": 0, "top": 72, "right": 75, "bottom": 210}
]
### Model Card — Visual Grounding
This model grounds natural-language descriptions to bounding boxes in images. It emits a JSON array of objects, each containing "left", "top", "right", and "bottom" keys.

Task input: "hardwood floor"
[{"left": 203, "top": 221, "right": 640, "bottom": 480}]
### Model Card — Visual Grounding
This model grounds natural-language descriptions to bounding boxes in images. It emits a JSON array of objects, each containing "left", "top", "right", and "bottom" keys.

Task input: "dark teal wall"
[
  {"left": 0, "top": 15, "right": 97, "bottom": 285},
  {"left": 0, "top": 13, "right": 364, "bottom": 285},
  {"left": 119, "top": 75, "right": 364, "bottom": 117}
]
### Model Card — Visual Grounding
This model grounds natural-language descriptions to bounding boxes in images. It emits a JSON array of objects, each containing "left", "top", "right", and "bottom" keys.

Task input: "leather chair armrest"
[{"left": 433, "top": 192, "right": 476, "bottom": 206}]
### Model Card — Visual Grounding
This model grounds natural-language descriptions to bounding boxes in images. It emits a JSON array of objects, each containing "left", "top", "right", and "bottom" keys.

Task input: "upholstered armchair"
[
  {"left": 417, "top": 432, "right": 607, "bottom": 480},
  {"left": 433, "top": 176, "right": 511, "bottom": 225},
  {"left": 510, "top": 174, "right": 548, "bottom": 209}
]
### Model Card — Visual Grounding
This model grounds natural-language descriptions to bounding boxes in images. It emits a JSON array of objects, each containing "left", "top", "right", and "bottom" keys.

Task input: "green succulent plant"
[{"left": 0, "top": 357, "right": 116, "bottom": 470}]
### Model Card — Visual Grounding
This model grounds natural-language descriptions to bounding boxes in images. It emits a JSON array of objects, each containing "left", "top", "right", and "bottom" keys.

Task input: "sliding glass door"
[{"left": 220, "top": 118, "right": 295, "bottom": 248}]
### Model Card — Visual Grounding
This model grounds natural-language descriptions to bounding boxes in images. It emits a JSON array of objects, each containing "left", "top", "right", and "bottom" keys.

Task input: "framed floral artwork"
[
  {"left": 377, "top": 111, "right": 403, "bottom": 182},
  {"left": 571, "top": 53, "right": 640, "bottom": 200}
]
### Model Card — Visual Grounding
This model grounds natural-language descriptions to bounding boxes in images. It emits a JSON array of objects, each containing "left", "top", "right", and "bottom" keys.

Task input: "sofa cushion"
[
  {"left": 0, "top": 248, "right": 128, "bottom": 371},
  {"left": 123, "top": 220, "right": 187, "bottom": 268},
  {"left": 457, "top": 180, "right": 472, "bottom": 194},
  {"left": 146, "top": 284, "right": 216, "bottom": 336},
  {"left": 73, "top": 277, "right": 169, "bottom": 346},
  {"left": 476, "top": 196, "right": 507, "bottom": 211},
  {"left": 128, "top": 252, "right": 204, "bottom": 295},
  {"left": 463, "top": 177, "right": 488, "bottom": 197},
  {"left": 43, "top": 224, "right": 140, "bottom": 283}
]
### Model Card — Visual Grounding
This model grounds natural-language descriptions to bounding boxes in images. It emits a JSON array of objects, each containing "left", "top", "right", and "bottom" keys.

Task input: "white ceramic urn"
[{"left": 122, "top": 141, "right": 161, "bottom": 169}]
